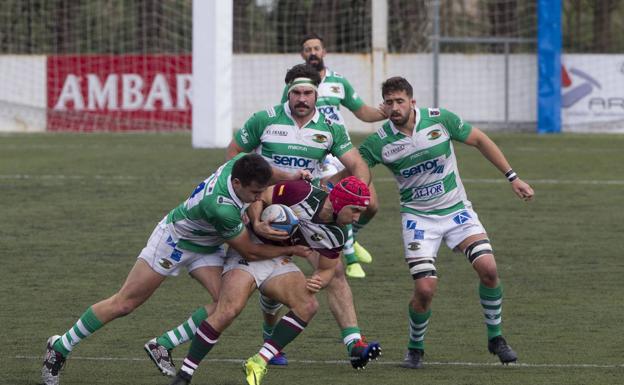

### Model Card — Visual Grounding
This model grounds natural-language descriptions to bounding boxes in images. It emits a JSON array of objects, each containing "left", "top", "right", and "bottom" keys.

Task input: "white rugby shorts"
[
  {"left": 138, "top": 219, "right": 225, "bottom": 277},
  {"left": 223, "top": 247, "right": 301, "bottom": 290},
  {"left": 401, "top": 206, "right": 487, "bottom": 260}
]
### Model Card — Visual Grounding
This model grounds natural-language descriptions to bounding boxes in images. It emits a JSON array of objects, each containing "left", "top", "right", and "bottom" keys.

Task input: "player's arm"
[
  {"left": 337, "top": 148, "right": 371, "bottom": 185},
  {"left": 225, "top": 139, "right": 245, "bottom": 160},
  {"left": 352, "top": 104, "right": 388, "bottom": 122},
  {"left": 247, "top": 186, "right": 291, "bottom": 241},
  {"left": 463, "top": 127, "right": 534, "bottom": 201},
  {"left": 305, "top": 252, "right": 340, "bottom": 293},
  {"left": 225, "top": 227, "right": 310, "bottom": 261}
]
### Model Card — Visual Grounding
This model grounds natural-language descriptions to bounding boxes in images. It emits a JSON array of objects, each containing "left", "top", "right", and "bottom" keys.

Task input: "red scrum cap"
[{"left": 328, "top": 176, "right": 371, "bottom": 215}]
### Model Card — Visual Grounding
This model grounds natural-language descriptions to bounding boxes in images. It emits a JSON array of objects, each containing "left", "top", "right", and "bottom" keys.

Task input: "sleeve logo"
[{"left": 428, "top": 108, "right": 440, "bottom": 117}]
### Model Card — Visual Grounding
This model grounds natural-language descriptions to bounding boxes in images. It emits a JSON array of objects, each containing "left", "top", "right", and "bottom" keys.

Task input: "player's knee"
[
  {"left": 111, "top": 296, "right": 140, "bottom": 318},
  {"left": 294, "top": 295, "right": 318, "bottom": 321},
  {"left": 478, "top": 268, "right": 499, "bottom": 287},
  {"left": 259, "top": 294, "right": 283, "bottom": 316},
  {"left": 464, "top": 239, "right": 493, "bottom": 264}
]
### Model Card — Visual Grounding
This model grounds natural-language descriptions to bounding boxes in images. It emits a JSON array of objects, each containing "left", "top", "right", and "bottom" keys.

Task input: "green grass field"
[{"left": 1, "top": 132, "right": 623, "bottom": 385}]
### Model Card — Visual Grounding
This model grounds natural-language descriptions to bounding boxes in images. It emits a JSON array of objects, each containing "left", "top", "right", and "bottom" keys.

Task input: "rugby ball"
[{"left": 261, "top": 204, "right": 299, "bottom": 236}]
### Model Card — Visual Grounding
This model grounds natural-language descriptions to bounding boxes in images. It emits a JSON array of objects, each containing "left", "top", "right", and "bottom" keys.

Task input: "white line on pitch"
[{"left": 13, "top": 355, "right": 623, "bottom": 369}]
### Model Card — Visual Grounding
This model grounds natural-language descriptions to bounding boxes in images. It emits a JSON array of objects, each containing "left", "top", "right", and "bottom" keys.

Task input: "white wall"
[
  {"left": 0, "top": 53, "right": 550, "bottom": 133},
  {"left": 0, "top": 56, "right": 46, "bottom": 132}
]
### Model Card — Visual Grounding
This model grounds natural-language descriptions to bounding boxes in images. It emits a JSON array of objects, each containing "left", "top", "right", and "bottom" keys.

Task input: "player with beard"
[
  {"left": 360, "top": 76, "right": 534, "bottom": 368},
  {"left": 146, "top": 64, "right": 381, "bottom": 373},
  {"left": 280, "top": 32, "right": 386, "bottom": 279}
]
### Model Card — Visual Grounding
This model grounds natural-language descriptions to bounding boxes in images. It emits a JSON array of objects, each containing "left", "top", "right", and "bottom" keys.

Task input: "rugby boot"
[
  {"left": 400, "top": 348, "right": 424, "bottom": 369},
  {"left": 42, "top": 335, "right": 66, "bottom": 385},
  {"left": 488, "top": 335, "right": 518, "bottom": 364},
  {"left": 349, "top": 338, "right": 381, "bottom": 369},
  {"left": 144, "top": 338, "right": 176, "bottom": 376}
]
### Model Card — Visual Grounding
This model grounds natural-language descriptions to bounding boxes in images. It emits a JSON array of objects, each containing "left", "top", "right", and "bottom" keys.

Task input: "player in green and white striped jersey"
[
  {"left": 359, "top": 77, "right": 534, "bottom": 369},
  {"left": 41, "top": 154, "right": 312, "bottom": 385},
  {"left": 223, "top": 63, "right": 378, "bottom": 368},
  {"left": 280, "top": 33, "right": 388, "bottom": 278}
]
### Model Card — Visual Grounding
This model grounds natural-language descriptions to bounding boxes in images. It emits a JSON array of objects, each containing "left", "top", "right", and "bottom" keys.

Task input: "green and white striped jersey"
[
  {"left": 234, "top": 102, "right": 353, "bottom": 177},
  {"left": 165, "top": 153, "right": 247, "bottom": 253},
  {"left": 280, "top": 68, "right": 364, "bottom": 125},
  {"left": 359, "top": 108, "right": 473, "bottom": 216}
]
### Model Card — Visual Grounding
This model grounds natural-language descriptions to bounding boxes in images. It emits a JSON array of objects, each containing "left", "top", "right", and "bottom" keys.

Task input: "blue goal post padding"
[{"left": 537, "top": 0, "right": 562, "bottom": 133}]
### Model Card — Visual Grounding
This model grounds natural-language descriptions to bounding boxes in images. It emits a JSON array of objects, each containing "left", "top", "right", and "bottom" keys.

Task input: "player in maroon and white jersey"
[{"left": 168, "top": 177, "right": 381, "bottom": 385}]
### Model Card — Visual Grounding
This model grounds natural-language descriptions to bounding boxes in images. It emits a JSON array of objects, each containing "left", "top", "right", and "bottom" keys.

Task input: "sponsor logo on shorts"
[
  {"left": 281, "top": 257, "right": 292, "bottom": 265},
  {"left": 170, "top": 248, "right": 183, "bottom": 262},
  {"left": 412, "top": 181, "right": 445, "bottom": 200},
  {"left": 407, "top": 242, "right": 421, "bottom": 251},
  {"left": 452, "top": 211, "right": 472, "bottom": 225},
  {"left": 406, "top": 220, "right": 425, "bottom": 241},
  {"left": 238, "top": 258, "right": 249, "bottom": 266},
  {"left": 158, "top": 258, "right": 173, "bottom": 270}
]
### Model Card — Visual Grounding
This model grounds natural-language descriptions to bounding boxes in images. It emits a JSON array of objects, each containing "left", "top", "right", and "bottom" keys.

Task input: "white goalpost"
[{"left": 192, "top": 0, "right": 233, "bottom": 148}]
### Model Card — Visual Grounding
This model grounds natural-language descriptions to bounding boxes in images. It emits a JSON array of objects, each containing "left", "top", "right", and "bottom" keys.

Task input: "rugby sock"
[
  {"left": 479, "top": 282, "right": 503, "bottom": 340},
  {"left": 262, "top": 321, "right": 274, "bottom": 341},
  {"left": 259, "top": 311, "right": 307, "bottom": 362},
  {"left": 180, "top": 321, "right": 220, "bottom": 376},
  {"left": 53, "top": 306, "right": 103, "bottom": 357},
  {"left": 407, "top": 307, "right": 431, "bottom": 351},
  {"left": 352, "top": 214, "right": 372, "bottom": 235},
  {"left": 156, "top": 306, "right": 208, "bottom": 350},
  {"left": 343, "top": 225, "right": 358, "bottom": 265},
  {"left": 341, "top": 326, "right": 362, "bottom": 354}
]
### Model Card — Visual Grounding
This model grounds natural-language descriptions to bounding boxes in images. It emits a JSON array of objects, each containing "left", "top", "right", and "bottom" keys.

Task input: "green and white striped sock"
[
  {"left": 157, "top": 306, "right": 208, "bottom": 350},
  {"left": 407, "top": 307, "right": 430, "bottom": 351},
  {"left": 479, "top": 283, "right": 503, "bottom": 340},
  {"left": 53, "top": 306, "right": 103, "bottom": 357}
]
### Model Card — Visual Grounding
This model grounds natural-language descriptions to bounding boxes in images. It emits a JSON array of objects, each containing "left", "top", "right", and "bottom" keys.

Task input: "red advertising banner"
[{"left": 47, "top": 55, "right": 192, "bottom": 131}]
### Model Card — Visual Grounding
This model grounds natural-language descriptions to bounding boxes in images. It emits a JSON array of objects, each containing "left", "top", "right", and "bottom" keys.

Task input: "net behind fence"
[
  {"left": 0, "top": 0, "right": 192, "bottom": 132},
  {"left": 1, "top": 1, "right": 623, "bottom": 133}
]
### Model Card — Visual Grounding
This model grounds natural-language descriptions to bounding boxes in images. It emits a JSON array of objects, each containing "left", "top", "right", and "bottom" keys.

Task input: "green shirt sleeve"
[
  {"left": 213, "top": 204, "right": 245, "bottom": 240},
  {"left": 358, "top": 134, "right": 382, "bottom": 168},
  {"left": 340, "top": 77, "right": 365, "bottom": 112},
  {"left": 328, "top": 122, "right": 354, "bottom": 157},
  {"left": 234, "top": 111, "right": 265, "bottom": 152},
  {"left": 438, "top": 108, "right": 472, "bottom": 142}
]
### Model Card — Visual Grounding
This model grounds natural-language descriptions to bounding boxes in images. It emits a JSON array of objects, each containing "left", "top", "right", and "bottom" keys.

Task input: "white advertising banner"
[{"left": 562, "top": 54, "right": 624, "bottom": 132}]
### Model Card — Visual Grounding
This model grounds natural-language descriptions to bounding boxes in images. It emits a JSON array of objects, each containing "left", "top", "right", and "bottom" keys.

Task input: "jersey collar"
[
  {"left": 226, "top": 175, "right": 244, "bottom": 208},
  {"left": 388, "top": 107, "right": 421, "bottom": 137},
  {"left": 283, "top": 101, "right": 320, "bottom": 128}
]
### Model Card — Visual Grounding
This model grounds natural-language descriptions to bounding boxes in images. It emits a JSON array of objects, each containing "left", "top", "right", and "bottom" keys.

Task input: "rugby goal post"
[{"left": 192, "top": 0, "right": 233, "bottom": 148}]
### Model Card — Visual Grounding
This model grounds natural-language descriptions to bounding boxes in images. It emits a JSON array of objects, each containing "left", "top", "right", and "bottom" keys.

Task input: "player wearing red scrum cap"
[{"left": 168, "top": 177, "right": 381, "bottom": 385}]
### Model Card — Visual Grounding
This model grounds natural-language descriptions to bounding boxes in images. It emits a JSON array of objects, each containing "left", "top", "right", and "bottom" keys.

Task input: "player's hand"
[
  {"left": 306, "top": 274, "right": 323, "bottom": 293},
  {"left": 379, "top": 102, "right": 391, "bottom": 118},
  {"left": 511, "top": 178, "right": 534, "bottom": 201},
  {"left": 298, "top": 169, "right": 313, "bottom": 181},
  {"left": 290, "top": 245, "right": 314, "bottom": 258},
  {"left": 253, "top": 220, "right": 290, "bottom": 241}
]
